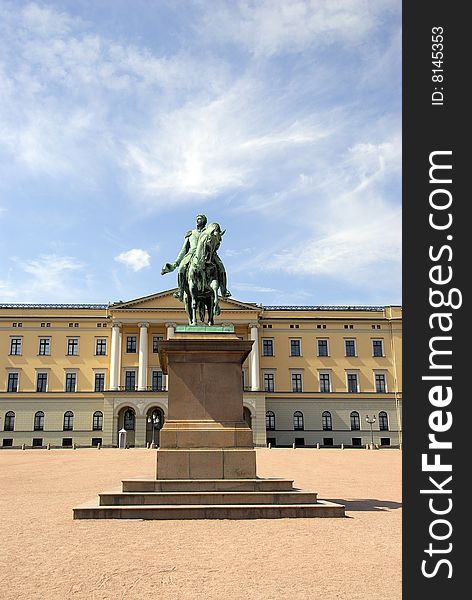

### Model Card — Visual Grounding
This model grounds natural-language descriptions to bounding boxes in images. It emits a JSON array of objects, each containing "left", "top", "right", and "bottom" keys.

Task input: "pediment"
[{"left": 109, "top": 289, "right": 261, "bottom": 313}]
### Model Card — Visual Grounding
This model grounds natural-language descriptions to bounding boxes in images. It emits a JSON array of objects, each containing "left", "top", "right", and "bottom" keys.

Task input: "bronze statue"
[{"left": 161, "top": 215, "right": 231, "bottom": 325}]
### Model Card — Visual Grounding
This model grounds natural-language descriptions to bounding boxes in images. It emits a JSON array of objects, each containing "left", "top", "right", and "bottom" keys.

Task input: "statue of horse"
[{"left": 184, "top": 222, "right": 225, "bottom": 326}]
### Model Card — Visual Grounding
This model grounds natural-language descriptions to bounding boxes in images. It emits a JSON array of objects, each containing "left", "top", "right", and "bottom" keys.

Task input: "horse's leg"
[{"left": 210, "top": 280, "right": 220, "bottom": 316}]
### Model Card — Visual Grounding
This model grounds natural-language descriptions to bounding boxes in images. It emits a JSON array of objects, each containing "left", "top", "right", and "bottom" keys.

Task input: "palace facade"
[{"left": 0, "top": 290, "right": 402, "bottom": 449}]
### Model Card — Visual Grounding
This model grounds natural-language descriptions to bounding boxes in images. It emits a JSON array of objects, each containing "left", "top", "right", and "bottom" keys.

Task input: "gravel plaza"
[{"left": 0, "top": 447, "right": 401, "bottom": 600}]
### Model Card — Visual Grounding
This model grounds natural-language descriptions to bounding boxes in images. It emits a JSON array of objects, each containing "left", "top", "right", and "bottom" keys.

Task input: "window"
[
  {"left": 67, "top": 338, "right": 79, "bottom": 356},
  {"left": 62, "top": 438, "right": 73, "bottom": 447},
  {"left": 124, "top": 409, "right": 135, "bottom": 430},
  {"left": 345, "top": 339, "right": 356, "bottom": 357},
  {"left": 152, "top": 336, "right": 163, "bottom": 353},
  {"left": 266, "top": 411, "right": 275, "bottom": 430},
  {"left": 10, "top": 338, "right": 22, "bottom": 355},
  {"left": 125, "top": 371, "right": 136, "bottom": 391},
  {"left": 375, "top": 373, "right": 387, "bottom": 393},
  {"left": 352, "top": 438, "right": 362, "bottom": 446},
  {"left": 347, "top": 373, "right": 358, "bottom": 393},
  {"left": 262, "top": 339, "right": 274, "bottom": 356},
  {"left": 65, "top": 372, "right": 77, "bottom": 392},
  {"left": 92, "top": 437, "right": 102, "bottom": 447},
  {"left": 263, "top": 372, "right": 275, "bottom": 392},
  {"left": 322, "top": 411, "right": 332, "bottom": 431},
  {"left": 290, "top": 339, "right": 301, "bottom": 356},
  {"left": 379, "top": 411, "right": 389, "bottom": 431},
  {"left": 32, "top": 438, "right": 43, "bottom": 447},
  {"left": 34, "top": 411, "right": 44, "bottom": 431},
  {"left": 95, "top": 338, "right": 107, "bottom": 355},
  {"left": 294, "top": 437, "right": 305, "bottom": 446},
  {"left": 2, "top": 439, "right": 13, "bottom": 447},
  {"left": 372, "top": 340, "right": 384, "bottom": 357},
  {"left": 36, "top": 372, "right": 48, "bottom": 392},
  {"left": 293, "top": 411, "right": 304, "bottom": 431},
  {"left": 126, "top": 336, "right": 137, "bottom": 353},
  {"left": 63, "top": 411, "right": 74, "bottom": 431},
  {"left": 4, "top": 411, "right": 15, "bottom": 431},
  {"left": 380, "top": 437, "right": 391, "bottom": 446},
  {"left": 319, "top": 372, "right": 331, "bottom": 393},
  {"left": 291, "top": 372, "right": 303, "bottom": 392},
  {"left": 7, "top": 372, "right": 19, "bottom": 393},
  {"left": 93, "top": 411, "right": 103, "bottom": 431},
  {"left": 152, "top": 370, "right": 164, "bottom": 391},
  {"left": 350, "top": 411, "right": 360, "bottom": 431},
  {"left": 38, "top": 337, "right": 51, "bottom": 355},
  {"left": 317, "top": 339, "right": 329, "bottom": 357},
  {"left": 323, "top": 437, "right": 334, "bottom": 446},
  {"left": 94, "top": 373, "right": 105, "bottom": 392}
]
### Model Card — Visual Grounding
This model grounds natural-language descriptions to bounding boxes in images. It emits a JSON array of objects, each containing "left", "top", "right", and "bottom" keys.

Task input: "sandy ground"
[{"left": 0, "top": 448, "right": 401, "bottom": 600}]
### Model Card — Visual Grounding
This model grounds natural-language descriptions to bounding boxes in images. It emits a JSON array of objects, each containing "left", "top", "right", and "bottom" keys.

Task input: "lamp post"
[
  {"left": 365, "top": 414, "right": 376, "bottom": 448},
  {"left": 147, "top": 410, "right": 160, "bottom": 448}
]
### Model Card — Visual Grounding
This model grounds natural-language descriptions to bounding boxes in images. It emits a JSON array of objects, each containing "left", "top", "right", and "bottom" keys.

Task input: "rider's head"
[{"left": 196, "top": 214, "right": 207, "bottom": 229}]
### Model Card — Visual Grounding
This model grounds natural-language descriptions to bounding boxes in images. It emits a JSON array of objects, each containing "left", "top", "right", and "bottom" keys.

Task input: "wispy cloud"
[{"left": 114, "top": 249, "right": 151, "bottom": 271}]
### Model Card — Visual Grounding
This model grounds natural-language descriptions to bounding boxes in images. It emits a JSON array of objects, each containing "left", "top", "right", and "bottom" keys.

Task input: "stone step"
[
  {"left": 121, "top": 478, "right": 295, "bottom": 493},
  {"left": 74, "top": 500, "right": 345, "bottom": 520},
  {"left": 99, "top": 490, "right": 318, "bottom": 506}
]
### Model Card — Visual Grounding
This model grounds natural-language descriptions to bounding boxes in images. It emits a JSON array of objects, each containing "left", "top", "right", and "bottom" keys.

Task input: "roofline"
[
  {"left": 0, "top": 304, "right": 108, "bottom": 309},
  {"left": 262, "top": 305, "right": 399, "bottom": 311}
]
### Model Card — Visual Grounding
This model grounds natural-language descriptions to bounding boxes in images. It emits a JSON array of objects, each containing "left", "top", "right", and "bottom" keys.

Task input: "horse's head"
[{"left": 195, "top": 222, "right": 224, "bottom": 264}]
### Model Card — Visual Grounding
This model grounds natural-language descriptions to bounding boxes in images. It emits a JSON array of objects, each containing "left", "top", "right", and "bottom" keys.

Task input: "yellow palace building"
[{"left": 0, "top": 290, "right": 402, "bottom": 449}]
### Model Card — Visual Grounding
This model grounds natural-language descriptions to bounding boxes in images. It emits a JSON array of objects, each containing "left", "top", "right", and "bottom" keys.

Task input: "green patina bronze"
[{"left": 161, "top": 215, "right": 231, "bottom": 326}]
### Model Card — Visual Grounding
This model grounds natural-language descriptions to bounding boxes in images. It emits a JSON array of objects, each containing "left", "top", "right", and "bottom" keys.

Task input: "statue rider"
[{"left": 161, "top": 214, "right": 231, "bottom": 301}]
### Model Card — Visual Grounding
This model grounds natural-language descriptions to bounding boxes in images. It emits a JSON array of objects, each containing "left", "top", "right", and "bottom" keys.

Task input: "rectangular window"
[
  {"left": 262, "top": 339, "right": 274, "bottom": 356},
  {"left": 3, "top": 439, "right": 13, "bottom": 447},
  {"left": 380, "top": 438, "right": 391, "bottom": 446},
  {"left": 7, "top": 373, "right": 19, "bottom": 392},
  {"left": 291, "top": 373, "right": 303, "bottom": 392},
  {"left": 372, "top": 340, "right": 384, "bottom": 357},
  {"left": 36, "top": 372, "right": 48, "bottom": 393},
  {"left": 62, "top": 438, "right": 73, "bottom": 447},
  {"left": 352, "top": 438, "right": 362, "bottom": 447},
  {"left": 91, "top": 437, "right": 102, "bottom": 447},
  {"left": 152, "top": 336, "right": 163, "bottom": 353},
  {"left": 294, "top": 437, "right": 305, "bottom": 447},
  {"left": 10, "top": 338, "right": 22, "bottom": 355},
  {"left": 375, "top": 373, "right": 387, "bottom": 393},
  {"left": 347, "top": 373, "right": 358, "bottom": 393},
  {"left": 94, "top": 373, "right": 105, "bottom": 392},
  {"left": 126, "top": 336, "right": 137, "bottom": 353},
  {"left": 290, "top": 339, "right": 301, "bottom": 357},
  {"left": 7, "top": 373, "right": 19, "bottom": 393},
  {"left": 345, "top": 339, "right": 356, "bottom": 357},
  {"left": 65, "top": 372, "right": 77, "bottom": 392},
  {"left": 323, "top": 438, "right": 334, "bottom": 446},
  {"left": 32, "top": 438, "right": 43, "bottom": 447},
  {"left": 152, "top": 370, "right": 164, "bottom": 391},
  {"left": 125, "top": 371, "right": 136, "bottom": 391},
  {"left": 263, "top": 372, "right": 275, "bottom": 392},
  {"left": 67, "top": 338, "right": 79, "bottom": 356},
  {"left": 95, "top": 338, "right": 107, "bottom": 355},
  {"left": 317, "top": 339, "right": 329, "bottom": 357},
  {"left": 319, "top": 373, "right": 330, "bottom": 393},
  {"left": 38, "top": 338, "right": 51, "bottom": 356}
]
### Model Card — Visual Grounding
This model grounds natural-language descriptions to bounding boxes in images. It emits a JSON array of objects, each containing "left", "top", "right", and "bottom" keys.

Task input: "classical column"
[
  {"left": 165, "top": 322, "right": 177, "bottom": 340},
  {"left": 138, "top": 322, "right": 149, "bottom": 391},
  {"left": 248, "top": 322, "right": 260, "bottom": 391},
  {"left": 110, "top": 322, "right": 122, "bottom": 391}
]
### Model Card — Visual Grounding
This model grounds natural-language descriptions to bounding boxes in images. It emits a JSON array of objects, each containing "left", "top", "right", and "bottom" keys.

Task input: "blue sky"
[{"left": 0, "top": 0, "right": 401, "bottom": 307}]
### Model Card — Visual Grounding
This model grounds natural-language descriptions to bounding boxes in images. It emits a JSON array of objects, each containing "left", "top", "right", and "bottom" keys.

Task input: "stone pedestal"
[
  {"left": 74, "top": 326, "right": 345, "bottom": 520},
  {"left": 156, "top": 330, "right": 255, "bottom": 479}
]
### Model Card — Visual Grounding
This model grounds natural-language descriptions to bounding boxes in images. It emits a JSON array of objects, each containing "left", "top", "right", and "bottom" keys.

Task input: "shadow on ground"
[{"left": 329, "top": 499, "right": 402, "bottom": 512}]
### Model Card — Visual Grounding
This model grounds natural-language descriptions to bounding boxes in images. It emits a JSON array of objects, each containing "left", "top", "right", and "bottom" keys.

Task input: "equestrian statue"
[{"left": 161, "top": 214, "right": 231, "bottom": 326}]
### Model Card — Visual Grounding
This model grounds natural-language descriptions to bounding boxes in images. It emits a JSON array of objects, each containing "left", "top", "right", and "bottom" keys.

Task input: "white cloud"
[
  {"left": 114, "top": 249, "right": 151, "bottom": 271},
  {"left": 231, "top": 282, "right": 278, "bottom": 293},
  {"left": 199, "top": 0, "right": 398, "bottom": 57},
  {"left": 0, "top": 254, "right": 86, "bottom": 302}
]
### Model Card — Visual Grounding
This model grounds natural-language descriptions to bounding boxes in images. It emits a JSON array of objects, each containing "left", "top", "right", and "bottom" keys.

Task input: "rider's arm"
[{"left": 173, "top": 232, "right": 191, "bottom": 267}]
